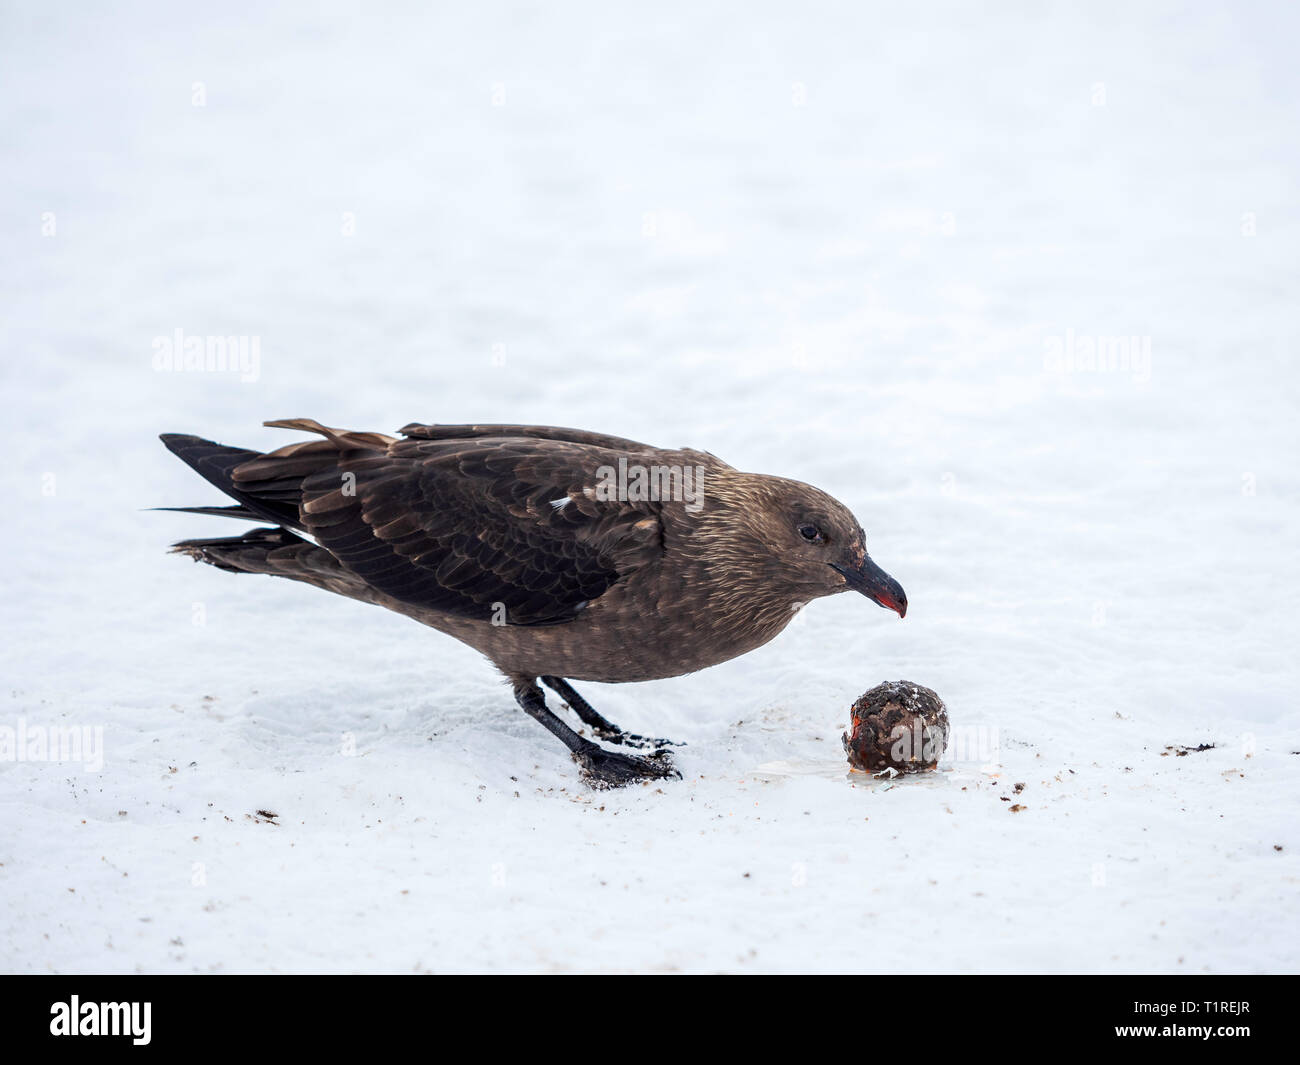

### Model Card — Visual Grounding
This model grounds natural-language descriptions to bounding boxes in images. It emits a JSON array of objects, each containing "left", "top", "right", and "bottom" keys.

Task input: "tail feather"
[
  {"left": 158, "top": 433, "right": 302, "bottom": 527},
  {"left": 151, "top": 504, "right": 261, "bottom": 520},
  {"left": 170, "top": 526, "right": 372, "bottom": 600},
  {"left": 158, "top": 422, "right": 394, "bottom": 605},
  {"left": 170, "top": 526, "right": 302, "bottom": 572}
]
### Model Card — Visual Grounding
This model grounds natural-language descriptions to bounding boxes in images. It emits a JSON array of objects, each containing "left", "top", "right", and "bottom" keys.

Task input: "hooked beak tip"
[{"left": 831, "top": 560, "right": 907, "bottom": 619}]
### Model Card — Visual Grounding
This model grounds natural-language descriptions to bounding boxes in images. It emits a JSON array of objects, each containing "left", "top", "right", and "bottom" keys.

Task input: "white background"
[{"left": 2, "top": 0, "right": 1297, "bottom": 972}]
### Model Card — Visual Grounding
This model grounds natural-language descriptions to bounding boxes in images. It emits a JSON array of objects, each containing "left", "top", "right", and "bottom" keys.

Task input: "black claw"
[
  {"left": 589, "top": 726, "right": 685, "bottom": 750},
  {"left": 517, "top": 678, "right": 682, "bottom": 787},
  {"left": 541, "top": 675, "right": 685, "bottom": 750},
  {"left": 574, "top": 746, "right": 681, "bottom": 790}
]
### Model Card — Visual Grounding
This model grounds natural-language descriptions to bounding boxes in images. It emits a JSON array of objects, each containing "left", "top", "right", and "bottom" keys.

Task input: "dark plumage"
[{"left": 159, "top": 419, "right": 907, "bottom": 787}]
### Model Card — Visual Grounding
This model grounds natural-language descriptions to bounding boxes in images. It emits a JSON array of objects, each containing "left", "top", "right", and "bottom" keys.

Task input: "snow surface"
[{"left": 2, "top": 0, "right": 1298, "bottom": 973}]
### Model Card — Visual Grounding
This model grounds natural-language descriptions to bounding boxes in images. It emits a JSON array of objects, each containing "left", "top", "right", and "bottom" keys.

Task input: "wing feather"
[{"left": 234, "top": 433, "right": 667, "bottom": 625}]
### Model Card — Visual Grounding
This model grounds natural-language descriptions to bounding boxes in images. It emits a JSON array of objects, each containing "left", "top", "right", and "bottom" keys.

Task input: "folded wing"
[{"left": 226, "top": 420, "right": 665, "bottom": 626}]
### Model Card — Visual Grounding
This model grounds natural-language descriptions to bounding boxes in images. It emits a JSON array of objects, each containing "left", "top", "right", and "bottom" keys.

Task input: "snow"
[{"left": 2, "top": 0, "right": 1298, "bottom": 973}]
